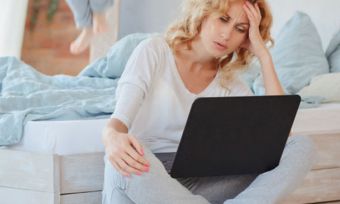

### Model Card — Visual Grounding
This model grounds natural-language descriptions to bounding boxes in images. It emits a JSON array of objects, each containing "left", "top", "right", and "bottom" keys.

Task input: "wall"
[
  {"left": 118, "top": 0, "right": 182, "bottom": 39},
  {"left": 117, "top": 0, "right": 340, "bottom": 50},
  {"left": 0, "top": 0, "right": 28, "bottom": 58},
  {"left": 267, "top": 0, "right": 340, "bottom": 50}
]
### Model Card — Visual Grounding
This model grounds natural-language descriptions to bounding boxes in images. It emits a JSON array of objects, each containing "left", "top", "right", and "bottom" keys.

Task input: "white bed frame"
[{"left": 1, "top": 0, "right": 340, "bottom": 203}]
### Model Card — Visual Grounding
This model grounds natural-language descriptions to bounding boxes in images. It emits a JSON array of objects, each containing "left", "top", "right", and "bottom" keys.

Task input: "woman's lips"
[{"left": 213, "top": 41, "right": 228, "bottom": 51}]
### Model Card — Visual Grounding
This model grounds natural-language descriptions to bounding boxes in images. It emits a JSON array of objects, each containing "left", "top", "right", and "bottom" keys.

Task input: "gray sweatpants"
[
  {"left": 66, "top": 0, "right": 114, "bottom": 28},
  {"left": 102, "top": 135, "right": 316, "bottom": 204}
]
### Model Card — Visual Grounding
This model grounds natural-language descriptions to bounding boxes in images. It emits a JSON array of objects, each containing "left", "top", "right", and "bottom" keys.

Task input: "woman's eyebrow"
[
  {"left": 237, "top": 23, "right": 250, "bottom": 26},
  {"left": 224, "top": 14, "right": 249, "bottom": 25}
]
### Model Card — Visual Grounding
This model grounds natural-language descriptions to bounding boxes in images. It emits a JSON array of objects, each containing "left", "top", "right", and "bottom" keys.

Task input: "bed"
[
  {"left": 0, "top": 119, "right": 108, "bottom": 204},
  {"left": 1, "top": 0, "right": 340, "bottom": 203},
  {"left": 1, "top": 103, "right": 340, "bottom": 204}
]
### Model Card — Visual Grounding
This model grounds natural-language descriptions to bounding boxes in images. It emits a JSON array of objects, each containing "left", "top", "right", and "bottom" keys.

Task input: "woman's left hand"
[{"left": 242, "top": 1, "right": 268, "bottom": 58}]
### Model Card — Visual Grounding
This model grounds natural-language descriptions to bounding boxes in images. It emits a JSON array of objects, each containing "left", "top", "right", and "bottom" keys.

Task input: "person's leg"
[
  {"left": 102, "top": 155, "right": 135, "bottom": 204},
  {"left": 89, "top": 0, "right": 114, "bottom": 34},
  {"left": 102, "top": 135, "right": 315, "bottom": 203},
  {"left": 102, "top": 147, "right": 210, "bottom": 204},
  {"left": 66, "top": 0, "right": 93, "bottom": 28},
  {"left": 178, "top": 174, "right": 257, "bottom": 204},
  {"left": 89, "top": 0, "right": 114, "bottom": 12},
  {"left": 69, "top": 27, "right": 93, "bottom": 54},
  {"left": 66, "top": 0, "right": 93, "bottom": 54},
  {"left": 223, "top": 135, "right": 316, "bottom": 204}
]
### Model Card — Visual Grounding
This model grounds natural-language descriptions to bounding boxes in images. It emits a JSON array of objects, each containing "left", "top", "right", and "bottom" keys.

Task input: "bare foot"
[
  {"left": 70, "top": 28, "right": 92, "bottom": 55},
  {"left": 93, "top": 12, "right": 108, "bottom": 34}
]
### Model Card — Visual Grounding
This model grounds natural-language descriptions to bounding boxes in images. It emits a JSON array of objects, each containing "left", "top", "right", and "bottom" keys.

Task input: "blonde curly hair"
[{"left": 165, "top": 0, "right": 273, "bottom": 87}]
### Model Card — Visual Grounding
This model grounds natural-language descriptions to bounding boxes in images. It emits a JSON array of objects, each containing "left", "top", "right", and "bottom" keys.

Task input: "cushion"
[
  {"left": 298, "top": 73, "right": 340, "bottom": 103},
  {"left": 80, "top": 33, "right": 153, "bottom": 78},
  {"left": 252, "top": 12, "right": 329, "bottom": 95},
  {"left": 326, "top": 30, "right": 340, "bottom": 73},
  {"left": 238, "top": 60, "right": 261, "bottom": 91}
]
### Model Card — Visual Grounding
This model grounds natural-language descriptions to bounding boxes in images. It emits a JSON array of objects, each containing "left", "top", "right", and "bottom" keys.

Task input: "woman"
[{"left": 102, "top": 0, "right": 315, "bottom": 203}]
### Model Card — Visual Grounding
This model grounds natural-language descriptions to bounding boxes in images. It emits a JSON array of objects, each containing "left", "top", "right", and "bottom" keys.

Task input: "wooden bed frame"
[
  {"left": 283, "top": 133, "right": 340, "bottom": 203},
  {"left": 0, "top": 150, "right": 103, "bottom": 204},
  {"left": 1, "top": 130, "right": 340, "bottom": 204}
]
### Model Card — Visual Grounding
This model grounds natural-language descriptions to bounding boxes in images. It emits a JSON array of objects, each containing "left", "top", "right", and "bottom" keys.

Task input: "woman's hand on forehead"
[{"left": 241, "top": 1, "right": 268, "bottom": 58}]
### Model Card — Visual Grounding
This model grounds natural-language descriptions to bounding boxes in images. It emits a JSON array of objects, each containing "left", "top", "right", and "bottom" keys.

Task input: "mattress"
[
  {"left": 6, "top": 103, "right": 340, "bottom": 155},
  {"left": 9, "top": 118, "right": 109, "bottom": 155}
]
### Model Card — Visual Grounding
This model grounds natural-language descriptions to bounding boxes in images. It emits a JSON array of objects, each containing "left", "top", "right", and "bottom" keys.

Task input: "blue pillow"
[
  {"left": 252, "top": 12, "right": 329, "bottom": 95},
  {"left": 79, "top": 33, "right": 155, "bottom": 78},
  {"left": 238, "top": 60, "right": 261, "bottom": 91},
  {"left": 326, "top": 29, "right": 340, "bottom": 73}
]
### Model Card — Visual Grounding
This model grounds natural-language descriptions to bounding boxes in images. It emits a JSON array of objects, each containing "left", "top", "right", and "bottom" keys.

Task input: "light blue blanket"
[{"left": 0, "top": 33, "right": 150, "bottom": 146}]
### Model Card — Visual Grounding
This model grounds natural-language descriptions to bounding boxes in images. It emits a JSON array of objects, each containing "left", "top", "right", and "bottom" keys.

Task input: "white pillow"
[{"left": 298, "top": 73, "right": 340, "bottom": 103}]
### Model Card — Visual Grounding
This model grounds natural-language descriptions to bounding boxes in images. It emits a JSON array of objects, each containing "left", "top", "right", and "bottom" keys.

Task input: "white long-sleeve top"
[{"left": 111, "top": 36, "right": 253, "bottom": 153}]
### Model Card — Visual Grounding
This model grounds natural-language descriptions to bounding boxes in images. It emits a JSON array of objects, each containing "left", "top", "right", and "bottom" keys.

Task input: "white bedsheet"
[
  {"left": 6, "top": 103, "right": 340, "bottom": 155},
  {"left": 9, "top": 118, "right": 109, "bottom": 155}
]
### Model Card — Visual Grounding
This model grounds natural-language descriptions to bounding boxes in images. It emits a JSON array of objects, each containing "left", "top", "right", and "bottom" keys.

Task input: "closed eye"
[
  {"left": 219, "top": 16, "right": 231, "bottom": 23},
  {"left": 235, "top": 26, "right": 247, "bottom": 33}
]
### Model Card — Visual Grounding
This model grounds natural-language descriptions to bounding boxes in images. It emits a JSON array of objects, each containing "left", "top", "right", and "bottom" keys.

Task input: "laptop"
[{"left": 155, "top": 95, "right": 301, "bottom": 178}]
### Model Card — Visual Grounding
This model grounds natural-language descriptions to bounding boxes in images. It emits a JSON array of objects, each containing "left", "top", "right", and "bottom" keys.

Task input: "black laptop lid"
[{"left": 170, "top": 95, "right": 301, "bottom": 178}]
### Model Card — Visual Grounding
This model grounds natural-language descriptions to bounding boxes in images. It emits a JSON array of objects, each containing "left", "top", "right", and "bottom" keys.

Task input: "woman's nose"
[{"left": 220, "top": 24, "right": 233, "bottom": 40}]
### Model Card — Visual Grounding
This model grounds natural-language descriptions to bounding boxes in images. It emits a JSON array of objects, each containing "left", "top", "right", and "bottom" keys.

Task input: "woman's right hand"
[{"left": 103, "top": 126, "right": 150, "bottom": 177}]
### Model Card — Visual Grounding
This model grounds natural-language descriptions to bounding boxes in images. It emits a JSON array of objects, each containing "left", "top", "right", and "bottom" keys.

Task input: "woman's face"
[{"left": 199, "top": 1, "right": 250, "bottom": 58}]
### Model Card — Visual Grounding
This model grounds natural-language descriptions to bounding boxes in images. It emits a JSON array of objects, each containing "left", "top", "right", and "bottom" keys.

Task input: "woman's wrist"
[
  {"left": 257, "top": 50, "right": 274, "bottom": 70},
  {"left": 103, "top": 126, "right": 119, "bottom": 146},
  {"left": 257, "top": 47, "right": 271, "bottom": 62}
]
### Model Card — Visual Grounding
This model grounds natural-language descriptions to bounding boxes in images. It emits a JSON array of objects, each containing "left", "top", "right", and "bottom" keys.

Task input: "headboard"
[{"left": 90, "top": 0, "right": 340, "bottom": 61}]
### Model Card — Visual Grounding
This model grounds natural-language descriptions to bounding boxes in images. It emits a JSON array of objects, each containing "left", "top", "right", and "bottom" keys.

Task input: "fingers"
[
  {"left": 127, "top": 135, "right": 150, "bottom": 169},
  {"left": 121, "top": 152, "right": 149, "bottom": 173},
  {"left": 254, "top": 3, "right": 262, "bottom": 18},
  {"left": 128, "top": 135, "right": 150, "bottom": 166},
  {"left": 116, "top": 158, "right": 140, "bottom": 177},
  {"left": 106, "top": 134, "right": 150, "bottom": 177},
  {"left": 109, "top": 156, "right": 130, "bottom": 177},
  {"left": 126, "top": 145, "right": 150, "bottom": 167},
  {"left": 243, "top": 2, "right": 261, "bottom": 25},
  {"left": 109, "top": 151, "right": 149, "bottom": 177},
  {"left": 243, "top": 4, "right": 255, "bottom": 24},
  {"left": 249, "top": 2, "right": 262, "bottom": 19},
  {"left": 129, "top": 135, "right": 144, "bottom": 156}
]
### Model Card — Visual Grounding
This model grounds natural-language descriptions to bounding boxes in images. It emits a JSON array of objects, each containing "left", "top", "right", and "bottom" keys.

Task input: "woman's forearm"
[
  {"left": 107, "top": 118, "right": 128, "bottom": 134},
  {"left": 258, "top": 50, "right": 285, "bottom": 95},
  {"left": 102, "top": 118, "right": 128, "bottom": 145}
]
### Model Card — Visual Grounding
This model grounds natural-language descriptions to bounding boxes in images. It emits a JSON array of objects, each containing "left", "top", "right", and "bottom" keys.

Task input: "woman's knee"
[
  {"left": 103, "top": 155, "right": 129, "bottom": 190},
  {"left": 286, "top": 135, "right": 317, "bottom": 166},
  {"left": 288, "top": 135, "right": 316, "bottom": 153},
  {"left": 103, "top": 148, "right": 169, "bottom": 189}
]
